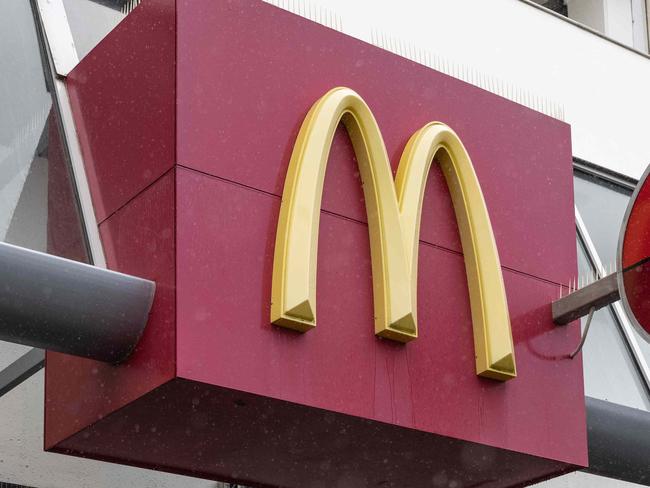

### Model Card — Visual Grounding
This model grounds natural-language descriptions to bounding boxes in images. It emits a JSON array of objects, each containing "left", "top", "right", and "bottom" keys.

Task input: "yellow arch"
[
  {"left": 271, "top": 87, "right": 516, "bottom": 381},
  {"left": 271, "top": 87, "right": 415, "bottom": 339},
  {"left": 396, "top": 123, "right": 515, "bottom": 380}
]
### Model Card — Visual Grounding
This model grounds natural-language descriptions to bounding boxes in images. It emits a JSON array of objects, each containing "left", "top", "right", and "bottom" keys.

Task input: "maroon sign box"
[{"left": 45, "top": 1, "right": 586, "bottom": 486}]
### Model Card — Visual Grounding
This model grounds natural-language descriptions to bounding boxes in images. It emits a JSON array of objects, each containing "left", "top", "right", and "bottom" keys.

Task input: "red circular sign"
[{"left": 619, "top": 165, "right": 650, "bottom": 341}]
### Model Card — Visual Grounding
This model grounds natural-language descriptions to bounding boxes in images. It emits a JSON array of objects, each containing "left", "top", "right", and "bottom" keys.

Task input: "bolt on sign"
[{"left": 45, "top": 0, "right": 587, "bottom": 486}]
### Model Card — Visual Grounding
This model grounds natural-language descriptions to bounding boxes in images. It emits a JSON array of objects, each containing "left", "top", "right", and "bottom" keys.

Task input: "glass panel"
[
  {"left": 573, "top": 173, "right": 630, "bottom": 268},
  {"left": 574, "top": 172, "right": 650, "bottom": 393},
  {"left": 1, "top": 1, "right": 89, "bottom": 261},
  {"left": 61, "top": 0, "right": 128, "bottom": 60},
  {"left": 0, "top": 1, "right": 89, "bottom": 368},
  {"left": 578, "top": 240, "right": 650, "bottom": 411}
]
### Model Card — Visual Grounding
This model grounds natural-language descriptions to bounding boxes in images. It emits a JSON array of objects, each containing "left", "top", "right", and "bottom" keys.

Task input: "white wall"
[{"left": 267, "top": 0, "right": 650, "bottom": 179}]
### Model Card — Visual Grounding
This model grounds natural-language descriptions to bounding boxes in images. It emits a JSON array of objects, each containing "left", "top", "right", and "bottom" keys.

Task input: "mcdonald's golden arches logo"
[{"left": 271, "top": 87, "right": 516, "bottom": 381}]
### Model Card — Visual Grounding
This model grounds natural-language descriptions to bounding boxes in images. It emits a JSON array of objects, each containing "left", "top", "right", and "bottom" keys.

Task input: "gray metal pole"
[
  {"left": 586, "top": 396, "right": 650, "bottom": 485},
  {"left": 0, "top": 242, "right": 154, "bottom": 363}
]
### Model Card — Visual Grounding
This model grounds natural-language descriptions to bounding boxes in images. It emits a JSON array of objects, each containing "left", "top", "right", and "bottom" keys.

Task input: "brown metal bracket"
[
  {"left": 552, "top": 258, "right": 650, "bottom": 326},
  {"left": 552, "top": 258, "right": 650, "bottom": 359},
  {"left": 552, "top": 273, "right": 619, "bottom": 325}
]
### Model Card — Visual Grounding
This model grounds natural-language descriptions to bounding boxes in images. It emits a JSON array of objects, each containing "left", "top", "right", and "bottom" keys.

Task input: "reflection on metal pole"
[{"left": 0, "top": 242, "right": 154, "bottom": 363}]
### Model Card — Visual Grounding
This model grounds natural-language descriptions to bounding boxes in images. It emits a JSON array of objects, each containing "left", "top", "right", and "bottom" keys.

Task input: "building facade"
[{"left": 0, "top": 0, "right": 649, "bottom": 487}]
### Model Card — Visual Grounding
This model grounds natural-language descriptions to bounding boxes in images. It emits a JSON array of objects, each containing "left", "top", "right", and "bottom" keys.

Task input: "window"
[
  {"left": 0, "top": 0, "right": 90, "bottom": 371},
  {"left": 574, "top": 166, "right": 650, "bottom": 410},
  {"left": 530, "top": 0, "right": 650, "bottom": 52}
]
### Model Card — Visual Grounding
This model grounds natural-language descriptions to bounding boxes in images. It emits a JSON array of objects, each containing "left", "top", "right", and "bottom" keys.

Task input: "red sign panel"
[
  {"left": 46, "top": 1, "right": 586, "bottom": 486},
  {"left": 619, "top": 166, "right": 650, "bottom": 341}
]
